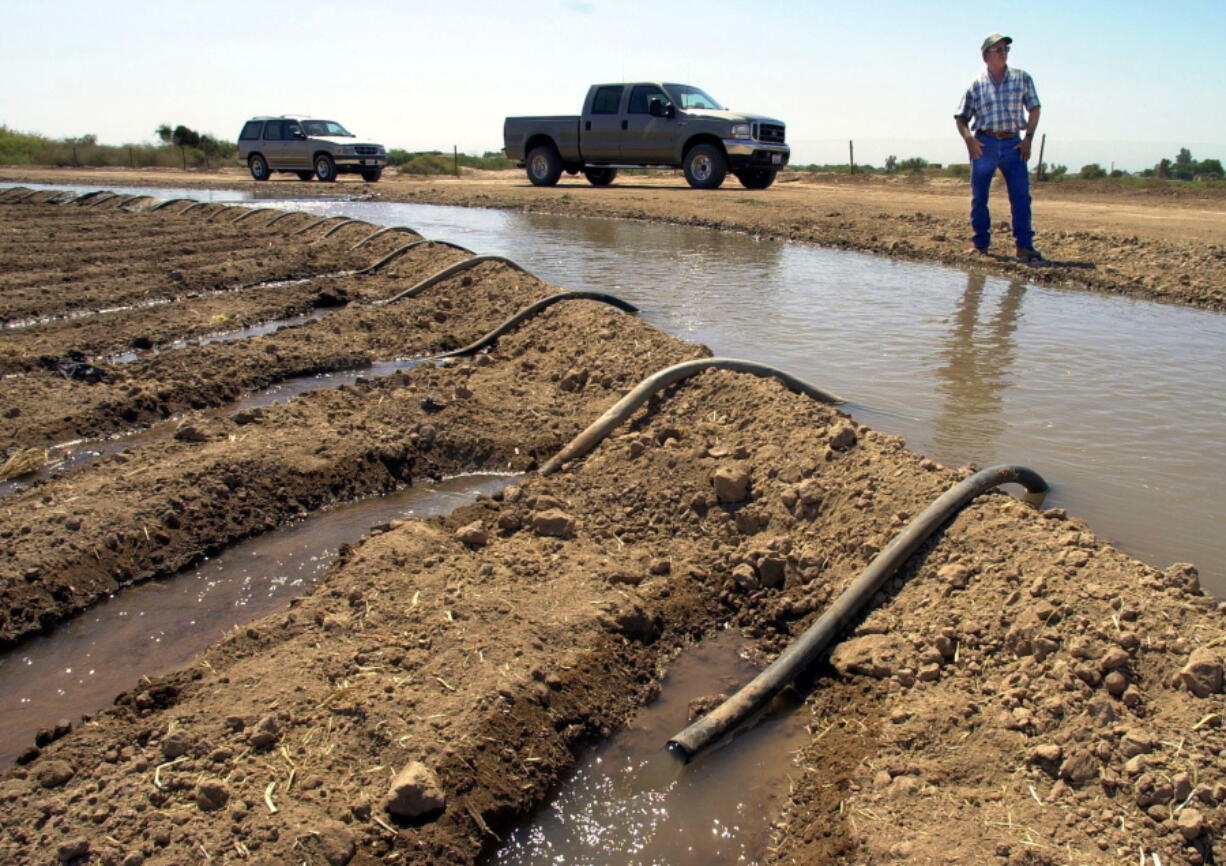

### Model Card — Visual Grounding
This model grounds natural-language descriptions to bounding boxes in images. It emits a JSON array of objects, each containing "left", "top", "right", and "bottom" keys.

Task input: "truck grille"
[
  {"left": 756, "top": 123, "right": 785, "bottom": 144},
  {"left": 355, "top": 146, "right": 381, "bottom": 155}
]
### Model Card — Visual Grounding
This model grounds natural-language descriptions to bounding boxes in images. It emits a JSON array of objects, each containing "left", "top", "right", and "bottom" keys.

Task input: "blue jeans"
[{"left": 970, "top": 133, "right": 1033, "bottom": 250}]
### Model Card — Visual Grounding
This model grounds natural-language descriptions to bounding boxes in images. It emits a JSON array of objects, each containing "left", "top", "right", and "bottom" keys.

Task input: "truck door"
[
  {"left": 581, "top": 85, "right": 624, "bottom": 163},
  {"left": 620, "top": 84, "right": 674, "bottom": 164}
]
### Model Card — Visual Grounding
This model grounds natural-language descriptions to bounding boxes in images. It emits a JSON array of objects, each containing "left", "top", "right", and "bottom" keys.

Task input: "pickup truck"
[{"left": 503, "top": 82, "right": 789, "bottom": 190}]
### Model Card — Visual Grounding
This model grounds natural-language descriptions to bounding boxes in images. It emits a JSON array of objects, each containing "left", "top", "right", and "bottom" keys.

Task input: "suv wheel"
[
  {"left": 683, "top": 143, "right": 727, "bottom": 189},
  {"left": 360, "top": 168, "right": 382, "bottom": 183},
  {"left": 248, "top": 154, "right": 271, "bottom": 182},
  {"left": 314, "top": 154, "right": 337, "bottom": 183},
  {"left": 296, "top": 170, "right": 315, "bottom": 181},
  {"left": 526, "top": 145, "right": 563, "bottom": 187}
]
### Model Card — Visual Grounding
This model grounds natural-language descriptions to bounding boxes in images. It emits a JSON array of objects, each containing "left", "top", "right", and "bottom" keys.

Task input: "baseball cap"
[{"left": 981, "top": 33, "right": 1013, "bottom": 52}]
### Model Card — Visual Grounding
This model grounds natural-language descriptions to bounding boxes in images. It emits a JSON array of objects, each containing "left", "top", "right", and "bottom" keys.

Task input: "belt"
[{"left": 978, "top": 130, "right": 1019, "bottom": 139}]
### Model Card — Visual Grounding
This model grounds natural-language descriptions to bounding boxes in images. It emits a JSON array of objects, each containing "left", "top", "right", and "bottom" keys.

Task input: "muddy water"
[
  {"left": 486, "top": 631, "right": 810, "bottom": 866},
  {"left": 0, "top": 359, "right": 431, "bottom": 498},
  {"left": 13, "top": 187, "right": 1226, "bottom": 596},
  {"left": 0, "top": 475, "right": 514, "bottom": 764}
]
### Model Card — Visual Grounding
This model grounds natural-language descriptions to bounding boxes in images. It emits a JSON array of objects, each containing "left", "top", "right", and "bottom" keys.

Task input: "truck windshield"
[
  {"left": 301, "top": 120, "right": 353, "bottom": 137},
  {"left": 663, "top": 85, "right": 724, "bottom": 111}
]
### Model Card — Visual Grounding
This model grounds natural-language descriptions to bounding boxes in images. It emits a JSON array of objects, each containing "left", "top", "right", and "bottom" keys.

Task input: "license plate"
[{"left": 771, "top": 154, "right": 782, "bottom": 165}]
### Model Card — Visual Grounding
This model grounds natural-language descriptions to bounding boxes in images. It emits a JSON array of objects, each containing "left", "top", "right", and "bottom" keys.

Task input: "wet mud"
[{"left": 0, "top": 190, "right": 1223, "bottom": 866}]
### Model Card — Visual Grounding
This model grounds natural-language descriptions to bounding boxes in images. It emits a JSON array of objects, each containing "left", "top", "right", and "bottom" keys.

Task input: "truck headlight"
[
  {"left": 337, "top": 146, "right": 357, "bottom": 156},
  {"left": 730, "top": 124, "right": 752, "bottom": 139}
]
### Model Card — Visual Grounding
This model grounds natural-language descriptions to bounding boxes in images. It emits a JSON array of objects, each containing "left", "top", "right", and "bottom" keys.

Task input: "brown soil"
[
  {"left": 4, "top": 164, "right": 1225, "bottom": 312},
  {"left": 1, "top": 188, "right": 1224, "bottom": 866}
]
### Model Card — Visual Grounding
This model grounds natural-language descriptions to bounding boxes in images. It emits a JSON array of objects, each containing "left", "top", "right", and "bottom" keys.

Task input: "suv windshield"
[
  {"left": 301, "top": 120, "right": 352, "bottom": 137},
  {"left": 663, "top": 84, "right": 724, "bottom": 111}
]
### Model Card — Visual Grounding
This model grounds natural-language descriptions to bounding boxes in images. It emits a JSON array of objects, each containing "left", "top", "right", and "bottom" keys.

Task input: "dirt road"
[{"left": 0, "top": 188, "right": 1223, "bottom": 866}]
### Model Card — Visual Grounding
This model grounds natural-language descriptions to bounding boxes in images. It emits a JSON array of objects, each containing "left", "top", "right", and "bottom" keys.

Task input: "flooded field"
[{"left": 1, "top": 186, "right": 1222, "bottom": 866}]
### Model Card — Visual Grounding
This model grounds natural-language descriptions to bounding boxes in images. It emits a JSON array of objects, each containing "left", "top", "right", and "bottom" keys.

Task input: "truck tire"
[
  {"left": 314, "top": 154, "right": 337, "bottom": 183},
  {"left": 360, "top": 168, "right": 382, "bottom": 183},
  {"left": 583, "top": 167, "right": 618, "bottom": 186},
  {"left": 248, "top": 154, "right": 271, "bottom": 181},
  {"left": 683, "top": 143, "right": 727, "bottom": 189},
  {"left": 296, "top": 170, "right": 315, "bottom": 181},
  {"left": 735, "top": 169, "right": 777, "bottom": 190},
  {"left": 526, "top": 145, "right": 563, "bottom": 187}
]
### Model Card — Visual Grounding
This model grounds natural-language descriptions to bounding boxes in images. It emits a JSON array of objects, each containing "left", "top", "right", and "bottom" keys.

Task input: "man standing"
[{"left": 955, "top": 33, "right": 1043, "bottom": 262}]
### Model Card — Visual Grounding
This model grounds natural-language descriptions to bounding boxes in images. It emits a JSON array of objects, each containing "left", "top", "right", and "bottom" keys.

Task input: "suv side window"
[
  {"left": 262, "top": 120, "right": 285, "bottom": 141},
  {"left": 285, "top": 121, "right": 303, "bottom": 139},
  {"left": 591, "top": 86, "right": 623, "bottom": 115},
  {"left": 627, "top": 85, "right": 667, "bottom": 115},
  {"left": 239, "top": 121, "right": 264, "bottom": 140}
]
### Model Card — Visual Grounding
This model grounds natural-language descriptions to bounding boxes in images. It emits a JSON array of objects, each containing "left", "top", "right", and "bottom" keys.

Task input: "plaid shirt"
[{"left": 956, "top": 66, "right": 1040, "bottom": 133}]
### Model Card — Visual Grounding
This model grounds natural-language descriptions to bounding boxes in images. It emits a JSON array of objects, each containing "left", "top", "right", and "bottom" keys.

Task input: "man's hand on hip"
[
  {"left": 1017, "top": 138, "right": 1033, "bottom": 161},
  {"left": 965, "top": 137, "right": 983, "bottom": 160}
]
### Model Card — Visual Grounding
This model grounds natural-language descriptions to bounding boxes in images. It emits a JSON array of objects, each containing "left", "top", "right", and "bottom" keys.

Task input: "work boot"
[{"left": 1016, "top": 247, "right": 1044, "bottom": 263}]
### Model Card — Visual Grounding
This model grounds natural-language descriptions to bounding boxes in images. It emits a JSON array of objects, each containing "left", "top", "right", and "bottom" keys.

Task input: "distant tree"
[
  {"left": 155, "top": 124, "right": 173, "bottom": 144},
  {"left": 1175, "top": 147, "right": 1193, "bottom": 165},
  {"left": 1154, "top": 158, "right": 1172, "bottom": 179},
  {"left": 1079, "top": 163, "right": 1107, "bottom": 179},
  {"left": 884, "top": 155, "right": 898, "bottom": 173},
  {"left": 1049, "top": 164, "right": 1068, "bottom": 179},
  {"left": 898, "top": 156, "right": 929, "bottom": 173},
  {"left": 63, "top": 134, "right": 97, "bottom": 146},
  {"left": 1110, "top": 169, "right": 1125, "bottom": 178},
  {"left": 1196, "top": 158, "right": 1224, "bottom": 178},
  {"left": 171, "top": 125, "right": 200, "bottom": 149}
]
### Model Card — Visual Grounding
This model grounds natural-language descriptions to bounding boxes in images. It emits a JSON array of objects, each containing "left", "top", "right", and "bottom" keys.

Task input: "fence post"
[
  {"left": 1036, "top": 133, "right": 1046, "bottom": 181},
  {"left": 849, "top": 140, "right": 855, "bottom": 174}
]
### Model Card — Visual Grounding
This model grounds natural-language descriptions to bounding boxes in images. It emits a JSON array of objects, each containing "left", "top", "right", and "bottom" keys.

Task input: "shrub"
[
  {"left": 945, "top": 163, "right": 969, "bottom": 178},
  {"left": 898, "top": 157, "right": 929, "bottom": 174},
  {"left": 1079, "top": 163, "right": 1107, "bottom": 180}
]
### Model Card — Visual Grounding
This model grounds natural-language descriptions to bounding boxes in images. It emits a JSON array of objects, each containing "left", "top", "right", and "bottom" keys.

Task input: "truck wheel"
[
  {"left": 248, "top": 154, "right": 271, "bottom": 181},
  {"left": 360, "top": 168, "right": 382, "bottom": 183},
  {"left": 314, "top": 154, "right": 337, "bottom": 183},
  {"left": 683, "top": 144, "right": 727, "bottom": 189},
  {"left": 583, "top": 167, "right": 618, "bottom": 186},
  {"left": 526, "top": 145, "right": 563, "bottom": 187},
  {"left": 735, "top": 169, "right": 777, "bottom": 190},
  {"left": 296, "top": 170, "right": 315, "bottom": 181}
]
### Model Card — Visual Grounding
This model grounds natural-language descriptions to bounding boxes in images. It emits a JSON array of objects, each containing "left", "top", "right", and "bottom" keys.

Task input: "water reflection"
[{"left": 931, "top": 274, "right": 1026, "bottom": 461}]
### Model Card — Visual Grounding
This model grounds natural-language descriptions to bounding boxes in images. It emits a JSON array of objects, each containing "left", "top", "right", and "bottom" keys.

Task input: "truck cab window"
[
  {"left": 591, "top": 86, "right": 624, "bottom": 115},
  {"left": 262, "top": 121, "right": 284, "bottom": 141},
  {"left": 627, "top": 85, "right": 667, "bottom": 114}
]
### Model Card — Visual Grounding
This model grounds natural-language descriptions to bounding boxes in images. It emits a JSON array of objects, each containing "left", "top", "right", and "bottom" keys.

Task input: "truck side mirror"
[{"left": 649, "top": 100, "right": 674, "bottom": 119}]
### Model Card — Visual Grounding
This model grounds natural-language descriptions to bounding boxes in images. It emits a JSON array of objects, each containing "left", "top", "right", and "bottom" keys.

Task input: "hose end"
[{"left": 665, "top": 740, "right": 692, "bottom": 764}]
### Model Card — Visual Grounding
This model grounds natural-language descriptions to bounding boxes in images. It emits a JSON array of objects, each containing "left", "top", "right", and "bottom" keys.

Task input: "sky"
[{"left": 3, "top": 0, "right": 1224, "bottom": 172}]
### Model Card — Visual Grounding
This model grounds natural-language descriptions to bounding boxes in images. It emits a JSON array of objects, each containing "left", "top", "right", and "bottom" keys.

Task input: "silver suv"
[{"left": 237, "top": 116, "right": 387, "bottom": 182}]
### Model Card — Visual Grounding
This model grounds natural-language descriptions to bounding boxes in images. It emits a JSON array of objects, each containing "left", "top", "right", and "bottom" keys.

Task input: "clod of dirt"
[
  {"left": 194, "top": 780, "right": 229, "bottom": 812},
  {"left": 455, "top": 520, "right": 488, "bottom": 547},
  {"left": 531, "top": 508, "right": 575, "bottom": 537},
  {"left": 386, "top": 761, "right": 445, "bottom": 820},
  {"left": 1179, "top": 648, "right": 1224, "bottom": 697},
  {"left": 829, "top": 634, "right": 910, "bottom": 679},
  {"left": 712, "top": 465, "right": 751, "bottom": 503},
  {"left": 35, "top": 759, "right": 74, "bottom": 788}
]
